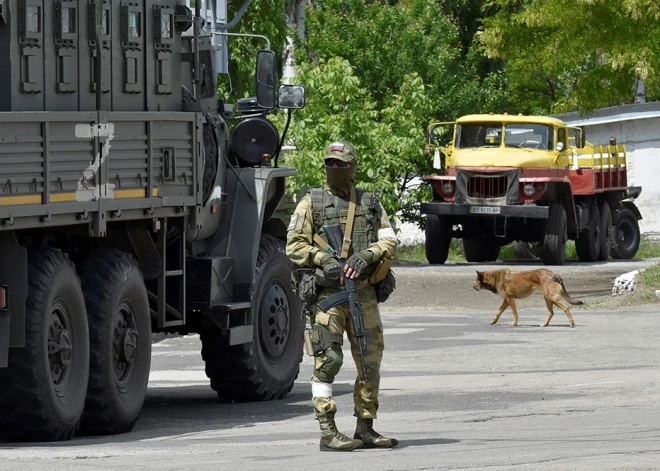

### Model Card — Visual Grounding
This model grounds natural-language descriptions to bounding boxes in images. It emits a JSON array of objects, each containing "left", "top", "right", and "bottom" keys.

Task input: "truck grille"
[{"left": 467, "top": 175, "right": 508, "bottom": 199}]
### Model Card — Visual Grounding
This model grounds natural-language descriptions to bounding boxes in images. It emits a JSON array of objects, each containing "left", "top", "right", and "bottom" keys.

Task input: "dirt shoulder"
[{"left": 383, "top": 258, "right": 660, "bottom": 313}]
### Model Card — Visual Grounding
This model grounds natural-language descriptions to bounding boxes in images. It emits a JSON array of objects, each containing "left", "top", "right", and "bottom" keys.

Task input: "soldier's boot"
[
  {"left": 354, "top": 418, "right": 399, "bottom": 448},
  {"left": 318, "top": 413, "right": 364, "bottom": 452}
]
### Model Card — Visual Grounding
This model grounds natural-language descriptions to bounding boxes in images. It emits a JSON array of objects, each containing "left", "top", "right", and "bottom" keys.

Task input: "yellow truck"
[{"left": 421, "top": 113, "right": 643, "bottom": 265}]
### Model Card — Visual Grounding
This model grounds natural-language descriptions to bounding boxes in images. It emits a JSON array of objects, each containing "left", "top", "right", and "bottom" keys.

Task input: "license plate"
[{"left": 469, "top": 206, "right": 501, "bottom": 215}]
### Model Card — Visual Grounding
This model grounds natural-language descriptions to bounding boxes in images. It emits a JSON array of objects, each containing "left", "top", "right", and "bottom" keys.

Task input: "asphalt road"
[{"left": 1, "top": 258, "right": 659, "bottom": 470}]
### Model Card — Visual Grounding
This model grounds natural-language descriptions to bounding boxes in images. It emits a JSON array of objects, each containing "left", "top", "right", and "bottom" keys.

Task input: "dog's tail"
[{"left": 552, "top": 275, "right": 584, "bottom": 305}]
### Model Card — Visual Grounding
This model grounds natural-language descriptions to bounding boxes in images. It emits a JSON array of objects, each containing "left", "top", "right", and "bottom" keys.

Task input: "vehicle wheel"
[
  {"left": 575, "top": 203, "right": 601, "bottom": 262},
  {"left": 597, "top": 201, "right": 613, "bottom": 261},
  {"left": 77, "top": 249, "right": 151, "bottom": 435},
  {"left": 0, "top": 248, "right": 89, "bottom": 441},
  {"left": 463, "top": 238, "right": 500, "bottom": 262},
  {"left": 542, "top": 204, "right": 567, "bottom": 266},
  {"left": 202, "top": 234, "right": 304, "bottom": 401},
  {"left": 610, "top": 207, "right": 641, "bottom": 259},
  {"left": 425, "top": 214, "right": 451, "bottom": 264}
]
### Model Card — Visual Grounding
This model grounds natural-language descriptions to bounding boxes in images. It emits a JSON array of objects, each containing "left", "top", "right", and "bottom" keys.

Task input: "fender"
[
  {"left": 620, "top": 200, "right": 643, "bottom": 220},
  {"left": 204, "top": 165, "right": 296, "bottom": 300}
]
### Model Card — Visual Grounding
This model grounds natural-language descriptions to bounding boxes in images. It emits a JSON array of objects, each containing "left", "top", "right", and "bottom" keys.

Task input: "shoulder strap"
[
  {"left": 310, "top": 187, "right": 326, "bottom": 231},
  {"left": 341, "top": 187, "right": 357, "bottom": 259}
]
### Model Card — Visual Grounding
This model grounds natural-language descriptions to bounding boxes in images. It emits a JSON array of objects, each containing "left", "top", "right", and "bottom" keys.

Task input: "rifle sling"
[{"left": 341, "top": 188, "right": 357, "bottom": 259}]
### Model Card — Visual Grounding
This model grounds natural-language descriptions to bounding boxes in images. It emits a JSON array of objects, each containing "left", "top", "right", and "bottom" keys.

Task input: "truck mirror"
[
  {"left": 556, "top": 142, "right": 564, "bottom": 152},
  {"left": 278, "top": 84, "right": 306, "bottom": 109},
  {"left": 256, "top": 49, "right": 277, "bottom": 109}
]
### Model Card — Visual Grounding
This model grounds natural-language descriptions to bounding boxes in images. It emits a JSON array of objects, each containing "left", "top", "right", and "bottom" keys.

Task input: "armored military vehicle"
[{"left": 0, "top": 0, "right": 306, "bottom": 441}]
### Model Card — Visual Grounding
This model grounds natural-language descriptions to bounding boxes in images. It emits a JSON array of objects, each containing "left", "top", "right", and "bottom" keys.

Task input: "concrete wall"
[{"left": 555, "top": 102, "right": 660, "bottom": 239}]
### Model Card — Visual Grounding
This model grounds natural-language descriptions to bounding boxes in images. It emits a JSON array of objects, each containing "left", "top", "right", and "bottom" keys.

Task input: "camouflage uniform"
[{"left": 286, "top": 141, "right": 398, "bottom": 451}]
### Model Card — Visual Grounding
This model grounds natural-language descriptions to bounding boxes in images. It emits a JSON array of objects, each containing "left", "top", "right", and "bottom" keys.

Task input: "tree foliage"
[
  {"left": 279, "top": 57, "right": 435, "bottom": 228},
  {"left": 479, "top": 0, "right": 660, "bottom": 113},
  {"left": 216, "top": 0, "right": 290, "bottom": 100},
  {"left": 280, "top": 0, "right": 512, "bottom": 228}
]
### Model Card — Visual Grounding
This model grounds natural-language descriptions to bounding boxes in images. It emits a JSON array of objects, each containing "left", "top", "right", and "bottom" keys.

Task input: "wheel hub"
[
  {"left": 260, "top": 282, "right": 290, "bottom": 359},
  {"left": 49, "top": 312, "right": 73, "bottom": 384},
  {"left": 113, "top": 308, "right": 138, "bottom": 381}
]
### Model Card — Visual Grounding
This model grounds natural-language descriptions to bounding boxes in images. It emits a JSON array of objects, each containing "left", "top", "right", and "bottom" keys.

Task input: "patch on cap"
[{"left": 329, "top": 142, "right": 345, "bottom": 152}]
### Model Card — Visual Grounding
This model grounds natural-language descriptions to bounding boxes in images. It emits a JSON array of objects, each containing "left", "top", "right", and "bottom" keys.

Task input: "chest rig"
[{"left": 310, "top": 187, "right": 379, "bottom": 257}]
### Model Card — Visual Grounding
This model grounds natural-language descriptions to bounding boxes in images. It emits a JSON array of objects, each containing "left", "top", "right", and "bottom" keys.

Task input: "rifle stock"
[{"left": 320, "top": 225, "right": 370, "bottom": 382}]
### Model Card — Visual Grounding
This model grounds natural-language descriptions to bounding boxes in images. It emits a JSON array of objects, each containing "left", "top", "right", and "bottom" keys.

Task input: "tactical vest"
[{"left": 310, "top": 187, "right": 380, "bottom": 262}]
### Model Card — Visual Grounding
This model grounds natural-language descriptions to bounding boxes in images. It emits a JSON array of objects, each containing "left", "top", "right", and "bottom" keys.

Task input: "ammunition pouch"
[
  {"left": 303, "top": 324, "right": 343, "bottom": 357},
  {"left": 368, "top": 258, "right": 396, "bottom": 303},
  {"left": 291, "top": 268, "right": 317, "bottom": 315}
]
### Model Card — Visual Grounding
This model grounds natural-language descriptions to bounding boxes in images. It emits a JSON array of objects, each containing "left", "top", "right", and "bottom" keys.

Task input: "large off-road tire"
[
  {"left": 575, "top": 203, "right": 601, "bottom": 262},
  {"left": 597, "top": 201, "right": 613, "bottom": 261},
  {"left": 425, "top": 214, "right": 451, "bottom": 264},
  {"left": 77, "top": 249, "right": 151, "bottom": 435},
  {"left": 610, "top": 207, "right": 641, "bottom": 260},
  {"left": 201, "top": 234, "right": 304, "bottom": 402},
  {"left": 542, "top": 204, "right": 567, "bottom": 266},
  {"left": 0, "top": 248, "right": 89, "bottom": 442},
  {"left": 463, "top": 238, "right": 500, "bottom": 263}
]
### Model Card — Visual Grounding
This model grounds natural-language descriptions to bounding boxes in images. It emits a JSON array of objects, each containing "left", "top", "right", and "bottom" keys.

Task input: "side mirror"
[
  {"left": 256, "top": 50, "right": 277, "bottom": 109},
  {"left": 555, "top": 141, "right": 565, "bottom": 152},
  {"left": 278, "top": 84, "right": 306, "bottom": 109}
]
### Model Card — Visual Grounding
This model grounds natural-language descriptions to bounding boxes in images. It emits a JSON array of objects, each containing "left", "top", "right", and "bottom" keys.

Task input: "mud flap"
[{"left": 0, "top": 232, "right": 28, "bottom": 367}]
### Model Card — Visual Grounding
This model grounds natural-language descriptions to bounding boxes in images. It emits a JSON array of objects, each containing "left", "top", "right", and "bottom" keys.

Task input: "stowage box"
[{"left": 0, "top": 0, "right": 185, "bottom": 112}]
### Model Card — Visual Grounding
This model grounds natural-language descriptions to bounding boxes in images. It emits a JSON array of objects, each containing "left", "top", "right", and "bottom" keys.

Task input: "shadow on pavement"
[{"left": 396, "top": 438, "right": 461, "bottom": 449}]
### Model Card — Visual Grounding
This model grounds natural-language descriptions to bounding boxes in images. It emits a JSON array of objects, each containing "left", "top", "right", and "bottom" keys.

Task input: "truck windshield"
[
  {"left": 504, "top": 124, "right": 552, "bottom": 150},
  {"left": 455, "top": 123, "right": 503, "bottom": 148}
]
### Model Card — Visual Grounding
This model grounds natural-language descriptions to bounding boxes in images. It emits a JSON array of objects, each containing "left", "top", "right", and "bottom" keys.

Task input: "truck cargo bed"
[{"left": 0, "top": 111, "right": 202, "bottom": 234}]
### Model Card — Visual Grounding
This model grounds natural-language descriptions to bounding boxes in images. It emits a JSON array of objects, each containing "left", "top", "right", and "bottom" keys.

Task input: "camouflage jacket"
[{"left": 286, "top": 186, "right": 398, "bottom": 275}]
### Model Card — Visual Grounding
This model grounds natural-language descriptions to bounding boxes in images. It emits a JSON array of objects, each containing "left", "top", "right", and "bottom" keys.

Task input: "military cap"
[{"left": 325, "top": 141, "right": 357, "bottom": 163}]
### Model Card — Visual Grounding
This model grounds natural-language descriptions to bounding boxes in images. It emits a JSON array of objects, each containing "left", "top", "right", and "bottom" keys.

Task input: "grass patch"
[
  {"left": 636, "top": 240, "right": 660, "bottom": 258},
  {"left": 639, "top": 263, "right": 660, "bottom": 290},
  {"left": 395, "top": 239, "right": 660, "bottom": 264}
]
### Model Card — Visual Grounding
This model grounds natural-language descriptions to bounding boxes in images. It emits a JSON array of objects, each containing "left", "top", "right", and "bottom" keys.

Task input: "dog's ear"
[{"left": 476, "top": 270, "right": 483, "bottom": 280}]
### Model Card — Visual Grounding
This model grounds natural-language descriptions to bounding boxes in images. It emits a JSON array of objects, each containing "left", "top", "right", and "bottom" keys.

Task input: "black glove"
[
  {"left": 320, "top": 253, "right": 342, "bottom": 280},
  {"left": 345, "top": 250, "right": 375, "bottom": 274}
]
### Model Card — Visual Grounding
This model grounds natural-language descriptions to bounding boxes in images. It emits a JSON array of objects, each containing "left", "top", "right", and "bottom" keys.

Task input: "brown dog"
[{"left": 473, "top": 268, "right": 583, "bottom": 327}]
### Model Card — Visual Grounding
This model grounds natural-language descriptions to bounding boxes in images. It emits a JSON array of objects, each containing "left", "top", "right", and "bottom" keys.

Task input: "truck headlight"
[
  {"left": 442, "top": 181, "right": 455, "bottom": 194},
  {"left": 523, "top": 183, "right": 535, "bottom": 196}
]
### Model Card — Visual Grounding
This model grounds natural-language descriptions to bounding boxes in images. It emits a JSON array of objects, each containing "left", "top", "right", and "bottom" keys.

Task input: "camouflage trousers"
[{"left": 310, "top": 284, "right": 384, "bottom": 420}]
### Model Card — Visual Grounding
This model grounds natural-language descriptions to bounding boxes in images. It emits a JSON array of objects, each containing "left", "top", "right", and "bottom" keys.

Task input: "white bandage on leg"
[{"left": 312, "top": 382, "right": 333, "bottom": 398}]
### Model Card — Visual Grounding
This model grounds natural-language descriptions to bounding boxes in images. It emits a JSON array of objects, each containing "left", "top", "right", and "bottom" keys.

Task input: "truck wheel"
[
  {"left": 597, "top": 201, "right": 613, "bottom": 261},
  {"left": 463, "top": 238, "right": 500, "bottom": 262},
  {"left": 575, "top": 203, "right": 601, "bottom": 262},
  {"left": 542, "top": 204, "right": 567, "bottom": 266},
  {"left": 77, "top": 249, "right": 151, "bottom": 435},
  {"left": 425, "top": 214, "right": 451, "bottom": 264},
  {"left": 202, "top": 234, "right": 304, "bottom": 402},
  {"left": 610, "top": 208, "right": 640, "bottom": 259},
  {"left": 0, "top": 248, "right": 89, "bottom": 441}
]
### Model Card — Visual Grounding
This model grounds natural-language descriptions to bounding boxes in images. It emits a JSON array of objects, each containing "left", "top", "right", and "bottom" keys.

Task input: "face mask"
[{"left": 326, "top": 165, "right": 356, "bottom": 198}]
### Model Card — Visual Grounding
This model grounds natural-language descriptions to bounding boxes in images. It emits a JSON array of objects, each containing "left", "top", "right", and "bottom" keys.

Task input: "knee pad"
[
  {"left": 312, "top": 324, "right": 344, "bottom": 383},
  {"left": 319, "top": 343, "right": 343, "bottom": 381}
]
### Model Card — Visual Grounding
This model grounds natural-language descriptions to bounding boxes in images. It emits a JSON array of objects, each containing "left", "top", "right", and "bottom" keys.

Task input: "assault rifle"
[{"left": 315, "top": 224, "right": 369, "bottom": 382}]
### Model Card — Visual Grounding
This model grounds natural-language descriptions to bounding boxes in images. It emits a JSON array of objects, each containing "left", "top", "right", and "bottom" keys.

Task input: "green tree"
[
  {"left": 279, "top": 57, "right": 438, "bottom": 228},
  {"left": 480, "top": 0, "right": 660, "bottom": 113},
  {"left": 216, "top": 0, "right": 290, "bottom": 100}
]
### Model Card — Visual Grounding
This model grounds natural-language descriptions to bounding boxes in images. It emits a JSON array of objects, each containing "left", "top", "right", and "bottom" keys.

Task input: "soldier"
[{"left": 286, "top": 140, "right": 399, "bottom": 452}]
